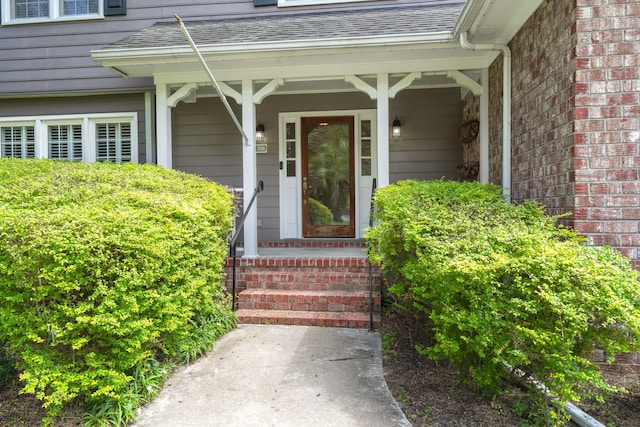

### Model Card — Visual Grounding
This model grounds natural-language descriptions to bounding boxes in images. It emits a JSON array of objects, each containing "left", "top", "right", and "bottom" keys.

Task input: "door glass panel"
[
  {"left": 286, "top": 160, "right": 296, "bottom": 177},
  {"left": 307, "top": 122, "right": 350, "bottom": 227}
]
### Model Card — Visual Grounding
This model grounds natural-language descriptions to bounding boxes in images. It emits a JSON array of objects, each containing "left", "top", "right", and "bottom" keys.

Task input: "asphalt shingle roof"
[{"left": 104, "top": 3, "right": 465, "bottom": 50}]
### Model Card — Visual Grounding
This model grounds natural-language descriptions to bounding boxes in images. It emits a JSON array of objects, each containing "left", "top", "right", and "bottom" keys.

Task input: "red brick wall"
[
  {"left": 573, "top": 0, "right": 640, "bottom": 268},
  {"left": 491, "top": 0, "right": 640, "bottom": 269},
  {"left": 507, "top": 0, "right": 577, "bottom": 218}
]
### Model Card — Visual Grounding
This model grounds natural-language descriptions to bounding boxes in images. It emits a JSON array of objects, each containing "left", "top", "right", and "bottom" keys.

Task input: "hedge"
[
  {"left": 0, "top": 159, "right": 236, "bottom": 423},
  {"left": 367, "top": 179, "right": 640, "bottom": 422}
]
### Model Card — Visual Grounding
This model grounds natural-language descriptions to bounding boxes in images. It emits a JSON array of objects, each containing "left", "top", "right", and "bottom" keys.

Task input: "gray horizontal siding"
[
  {"left": 389, "top": 87, "right": 462, "bottom": 183},
  {"left": 0, "top": 0, "right": 453, "bottom": 97},
  {"left": 172, "top": 87, "right": 461, "bottom": 241}
]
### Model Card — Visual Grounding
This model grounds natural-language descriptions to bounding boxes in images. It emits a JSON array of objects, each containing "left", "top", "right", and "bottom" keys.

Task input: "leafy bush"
[
  {"left": 0, "top": 159, "right": 236, "bottom": 423},
  {"left": 308, "top": 197, "right": 333, "bottom": 225},
  {"left": 367, "top": 180, "right": 640, "bottom": 421},
  {"left": 0, "top": 345, "right": 17, "bottom": 390}
]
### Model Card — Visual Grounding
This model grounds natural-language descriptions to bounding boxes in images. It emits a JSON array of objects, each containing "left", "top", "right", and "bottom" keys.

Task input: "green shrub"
[
  {"left": 0, "top": 344, "right": 17, "bottom": 390},
  {"left": 308, "top": 197, "right": 333, "bottom": 225},
  {"left": 367, "top": 180, "right": 640, "bottom": 420},
  {"left": 0, "top": 159, "right": 236, "bottom": 423}
]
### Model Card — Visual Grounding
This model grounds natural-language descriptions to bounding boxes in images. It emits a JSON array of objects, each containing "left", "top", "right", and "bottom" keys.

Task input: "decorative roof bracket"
[
  {"left": 345, "top": 75, "right": 377, "bottom": 100},
  {"left": 389, "top": 72, "right": 422, "bottom": 98},
  {"left": 253, "top": 79, "right": 284, "bottom": 104},
  {"left": 167, "top": 83, "right": 197, "bottom": 108},
  {"left": 447, "top": 70, "right": 483, "bottom": 95}
]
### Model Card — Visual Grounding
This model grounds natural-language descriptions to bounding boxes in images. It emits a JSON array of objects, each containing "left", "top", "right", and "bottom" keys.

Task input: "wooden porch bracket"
[
  {"left": 388, "top": 71, "right": 422, "bottom": 98},
  {"left": 447, "top": 70, "right": 483, "bottom": 95},
  {"left": 253, "top": 78, "right": 284, "bottom": 104},
  {"left": 167, "top": 83, "right": 197, "bottom": 108},
  {"left": 217, "top": 82, "right": 242, "bottom": 104},
  {"left": 345, "top": 75, "right": 377, "bottom": 100}
]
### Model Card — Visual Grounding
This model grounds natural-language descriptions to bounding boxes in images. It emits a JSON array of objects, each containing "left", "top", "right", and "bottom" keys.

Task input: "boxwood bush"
[
  {"left": 0, "top": 159, "right": 236, "bottom": 423},
  {"left": 367, "top": 180, "right": 640, "bottom": 421}
]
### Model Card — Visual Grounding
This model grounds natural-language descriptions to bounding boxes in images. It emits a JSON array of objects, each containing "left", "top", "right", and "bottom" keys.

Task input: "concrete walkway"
[{"left": 133, "top": 325, "right": 411, "bottom": 427}]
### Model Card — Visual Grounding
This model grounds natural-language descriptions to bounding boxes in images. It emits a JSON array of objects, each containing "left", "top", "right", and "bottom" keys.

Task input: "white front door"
[{"left": 279, "top": 110, "right": 376, "bottom": 239}]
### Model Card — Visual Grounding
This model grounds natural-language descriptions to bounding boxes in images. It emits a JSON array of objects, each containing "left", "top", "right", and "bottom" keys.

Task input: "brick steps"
[
  {"left": 236, "top": 309, "right": 380, "bottom": 329},
  {"left": 225, "top": 242, "right": 381, "bottom": 330}
]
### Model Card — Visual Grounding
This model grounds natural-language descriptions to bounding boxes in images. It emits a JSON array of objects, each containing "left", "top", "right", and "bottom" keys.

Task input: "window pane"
[
  {"left": 286, "top": 140, "right": 295, "bottom": 159},
  {"left": 361, "top": 139, "right": 371, "bottom": 157},
  {"left": 361, "top": 120, "right": 371, "bottom": 138},
  {"left": 286, "top": 122, "right": 295, "bottom": 140},
  {"left": 63, "top": 0, "right": 98, "bottom": 15},
  {"left": 1, "top": 126, "right": 35, "bottom": 159},
  {"left": 96, "top": 122, "right": 132, "bottom": 163},
  {"left": 48, "top": 124, "right": 82, "bottom": 161},
  {"left": 361, "top": 159, "right": 371, "bottom": 176},
  {"left": 14, "top": 0, "right": 49, "bottom": 18},
  {"left": 286, "top": 160, "right": 295, "bottom": 177}
]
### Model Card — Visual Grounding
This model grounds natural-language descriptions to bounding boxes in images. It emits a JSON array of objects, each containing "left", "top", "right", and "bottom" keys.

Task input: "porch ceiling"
[{"left": 91, "top": 1, "right": 543, "bottom": 84}]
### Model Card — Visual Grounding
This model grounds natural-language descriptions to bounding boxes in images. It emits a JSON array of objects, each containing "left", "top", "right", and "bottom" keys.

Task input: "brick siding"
[
  {"left": 462, "top": 0, "right": 640, "bottom": 375},
  {"left": 477, "top": 0, "right": 640, "bottom": 270},
  {"left": 574, "top": 0, "right": 640, "bottom": 269}
]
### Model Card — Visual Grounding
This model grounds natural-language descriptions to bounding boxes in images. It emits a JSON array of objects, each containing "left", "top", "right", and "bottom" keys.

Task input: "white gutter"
[{"left": 460, "top": 32, "right": 511, "bottom": 202}]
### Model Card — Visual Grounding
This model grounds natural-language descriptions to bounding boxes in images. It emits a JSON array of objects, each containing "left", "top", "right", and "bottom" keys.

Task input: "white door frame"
[{"left": 279, "top": 109, "right": 377, "bottom": 239}]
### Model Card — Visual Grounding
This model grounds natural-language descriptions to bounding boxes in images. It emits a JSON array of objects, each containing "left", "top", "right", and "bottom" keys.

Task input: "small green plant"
[
  {"left": 394, "top": 389, "right": 411, "bottom": 404},
  {"left": 512, "top": 388, "right": 561, "bottom": 427},
  {"left": 421, "top": 407, "right": 433, "bottom": 419},
  {"left": 382, "top": 332, "right": 398, "bottom": 360}
]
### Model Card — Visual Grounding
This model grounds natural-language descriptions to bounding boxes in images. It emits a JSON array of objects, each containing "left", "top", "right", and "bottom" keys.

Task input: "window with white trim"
[
  {"left": 48, "top": 123, "right": 83, "bottom": 161},
  {"left": 0, "top": 113, "right": 137, "bottom": 163},
  {"left": 2, "top": 0, "right": 103, "bottom": 25},
  {"left": 96, "top": 122, "right": 131, "bottom": 163}
]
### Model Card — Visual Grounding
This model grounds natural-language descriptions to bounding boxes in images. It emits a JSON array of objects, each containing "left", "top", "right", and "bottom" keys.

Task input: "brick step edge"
[
  {"left": 236, "top": 309, "right": 381, "bottom": 329},
  {"left": 225, "top": 257, "right": 376, "bottom": 269},
  {"left": 242, "top": 272, "right": 380, "bottom": 290},
  {"left": 237, "top": 289, "right": 381, "bottom": 312}
]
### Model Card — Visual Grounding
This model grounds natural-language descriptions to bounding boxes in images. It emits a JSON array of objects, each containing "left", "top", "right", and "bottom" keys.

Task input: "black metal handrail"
[
  {"left": 229, "top": 180, "right": 264, "bottom": 311},
  {"left": 367, "top": 178, "right": 377, "bottom": 331}
]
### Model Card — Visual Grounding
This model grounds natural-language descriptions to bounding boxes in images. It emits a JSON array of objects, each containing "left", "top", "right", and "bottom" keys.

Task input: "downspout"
[{"left": 460, "top": 32, "right": 512, "bottom": 202}]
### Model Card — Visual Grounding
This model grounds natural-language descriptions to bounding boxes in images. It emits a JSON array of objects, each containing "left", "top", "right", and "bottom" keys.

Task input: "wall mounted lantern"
[
  {"left": 256, "top": 123, "right": 265, "bottom": 143},
  {"left": 391, "top": 116, "right": 402, "bottom": 140}
]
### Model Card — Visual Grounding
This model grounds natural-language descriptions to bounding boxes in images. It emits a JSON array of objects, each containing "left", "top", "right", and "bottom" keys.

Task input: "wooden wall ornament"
[{"left": 457, "top": 120, "right": 479, "bottom": 144}]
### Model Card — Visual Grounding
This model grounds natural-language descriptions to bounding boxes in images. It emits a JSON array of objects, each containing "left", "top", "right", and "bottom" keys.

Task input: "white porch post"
[
  {"left": 479, "top": 68, "right": 489, "bottom": 183},
  {"left": 376, "top": 73, "right": 390, "bottom": 188},
  {"left": 242, "top": 79, "right": 258, "bottom": 257},
  {"left": 155, "top": 83, "right": 172, "bottom": 168}
]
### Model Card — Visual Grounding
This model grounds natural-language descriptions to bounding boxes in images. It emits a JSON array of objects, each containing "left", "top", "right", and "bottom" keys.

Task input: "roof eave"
[{"left": 92, "top": 31, "right": 455, "bottom": 65}]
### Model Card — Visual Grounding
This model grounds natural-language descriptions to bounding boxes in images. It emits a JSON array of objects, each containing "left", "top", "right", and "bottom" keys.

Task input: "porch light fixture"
[
  {"left": 256, "top": 123, "right": 265, "bottom": 143},
  {"left": 392, "top": 116, "right": 402, "bottom": 140}
]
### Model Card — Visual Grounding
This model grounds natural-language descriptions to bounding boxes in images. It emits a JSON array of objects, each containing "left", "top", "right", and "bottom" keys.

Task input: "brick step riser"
[
  {"left": 243, "top": 273, "right": 379, "bottom": 291},
  {"left": 236, "top": 311, "right": 380, "bottom": 329},
  {"left": 237, "top": 294, "right": 381, "bottom": 312},
  {"left": 244, "top": 283, "right": 376, "bottom": 292}
]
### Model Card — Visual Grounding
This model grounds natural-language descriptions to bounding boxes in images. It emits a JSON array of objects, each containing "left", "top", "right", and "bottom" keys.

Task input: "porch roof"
[
  {"left": 92, "top": 0, "right": 543, "bottom": 83},
  {"left": 106, "top": 4, "right": 463, "bottom": 50}
]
